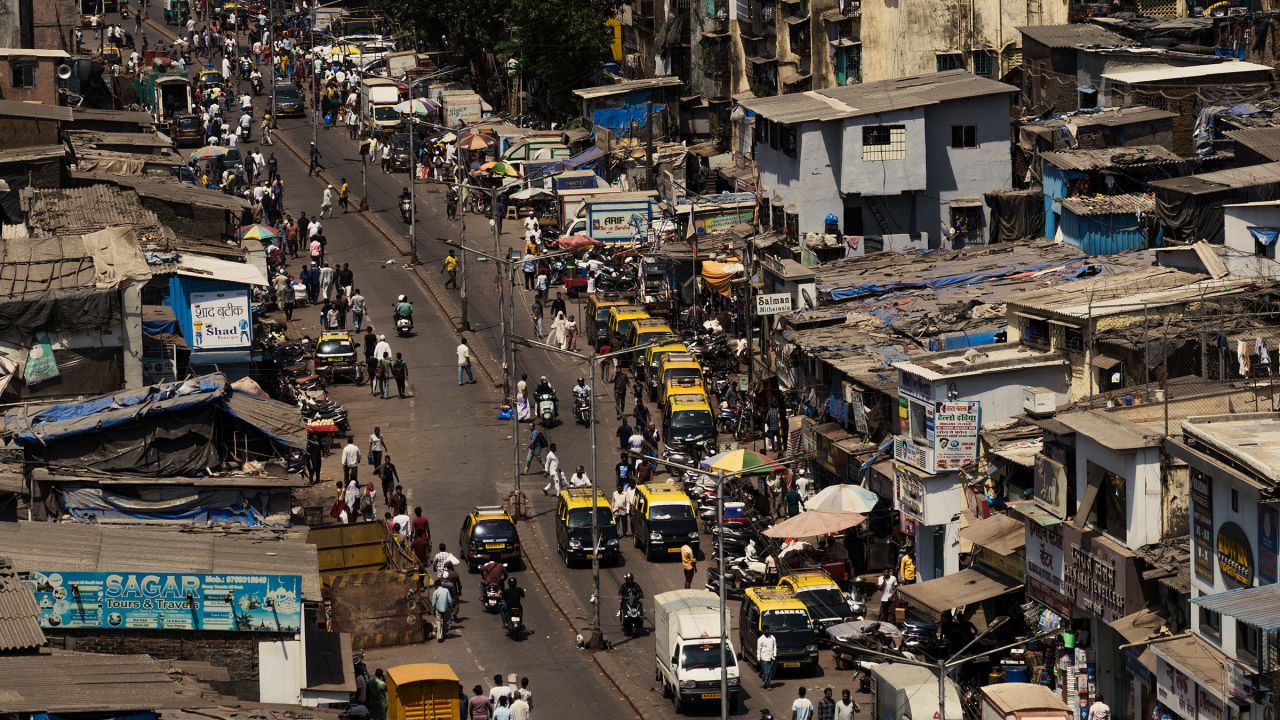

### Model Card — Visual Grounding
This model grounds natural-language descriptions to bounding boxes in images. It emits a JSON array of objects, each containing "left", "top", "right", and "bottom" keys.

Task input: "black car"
[
  {"left": 172, "top": 113, "right": 205, "bottom": 148},
  {"left": 388, "top": 133, "right": 413, "bottom": 172},
  {"left": 272, "top": 85, "right": 305, "bottom": 117}
]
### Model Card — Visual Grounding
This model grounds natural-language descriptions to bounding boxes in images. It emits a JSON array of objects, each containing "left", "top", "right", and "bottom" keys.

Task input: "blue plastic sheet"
[
  {"left": 825, "top": 259, "right": 1076, "bottom": 301},
  {"left": 1250, "top": 227, "right": 1280, "bottom": 246},
  {"left": 592, "top": 103, "right": 665, "bottom": 137}
]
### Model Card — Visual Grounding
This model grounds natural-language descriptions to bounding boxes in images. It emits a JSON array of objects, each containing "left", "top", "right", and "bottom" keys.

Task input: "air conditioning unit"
[{"left": 1023, "top": 386, "right": 1056, "bottom": 417}]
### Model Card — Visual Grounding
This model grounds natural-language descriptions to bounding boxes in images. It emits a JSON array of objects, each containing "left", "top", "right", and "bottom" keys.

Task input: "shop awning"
[
  {"left": 898, "top": 568, "right": 1023, "bottom": 621},
  {"left": 1191, "top": 583, "right": 1280, "bottom": 631},
  {"left": 958, "top": 513, "right": 1025, "bottom": 556},
  {"left": 1150, "top": 634, "right": 1230, "bottom": 703},
  {"left": 563, "top": 146, "right": 605, "bottom": 170},
  {"left": 1089, "top": 352, "right": 1123, "bottom": 370},
  {"left": 1109, "top": 608, "right": 1169, "bottom": 645}
]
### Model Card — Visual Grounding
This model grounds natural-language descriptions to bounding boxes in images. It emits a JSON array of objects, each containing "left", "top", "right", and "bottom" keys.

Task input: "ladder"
[{"left": 864, "top": 196, "right": 893, "bottom": 234}]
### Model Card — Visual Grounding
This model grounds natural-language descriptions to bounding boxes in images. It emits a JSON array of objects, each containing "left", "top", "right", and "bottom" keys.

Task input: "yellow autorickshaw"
[{"left": 386, "top": 663, "right": 465, "bottom": 720}]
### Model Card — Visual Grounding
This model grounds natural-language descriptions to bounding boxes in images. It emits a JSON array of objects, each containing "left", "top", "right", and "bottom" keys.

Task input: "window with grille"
[
  {"left": 936, "top": 52, "right": 964, "bottom": 72},
  {"left": 861, "top": 125, "right": 906, "bottom": 161},
  {"left": 1022, "top": 317, "right": 1050, "bottom": 348},
  {"left": 1063, "top": 325, "right": 1084, "bottom": 352},
  {"left": 972, "top": 50, "right": 996, "bottom": 77},
  {"left": 11, "top": 64, "right": 35, "bottom": 88}
]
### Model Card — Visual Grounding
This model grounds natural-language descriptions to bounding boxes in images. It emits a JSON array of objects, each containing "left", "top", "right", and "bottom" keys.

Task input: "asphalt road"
[{"left": 140, "top": 11, "right": 867, "bottom": 716}]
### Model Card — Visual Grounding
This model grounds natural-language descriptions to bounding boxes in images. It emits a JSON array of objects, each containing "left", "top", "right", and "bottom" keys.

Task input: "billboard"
[
  {"left": 190, "top": 290, "right": 252, "bottom": 350},
  {"left": 22, "top": 571, "right": 303, "bottom": 633},
  {"left": 933, "top": 401, "right": 980, "bottom": 471}
]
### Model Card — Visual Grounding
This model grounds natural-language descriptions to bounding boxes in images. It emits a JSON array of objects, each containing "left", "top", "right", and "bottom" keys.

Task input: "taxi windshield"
[
  {"left": 650, "top": 503, "right": 693, "bottom": 521},
  {"left": 317, "top": 340, "right": 353, "bottom": 355},
  {"left": 474, "top": 519, "right": 517, "bottom": 541},
  {"left": 762, "top": 609, "right": 812, "bottom": 632},
  {"left": 796, "top": 587, "right": 846, "bottom": 612},
  {"left": 567, "top": 507, "right": 615, "bottom": 528},
  {"left": 671, "top": 410, "right": 714, "bottom": 430}
]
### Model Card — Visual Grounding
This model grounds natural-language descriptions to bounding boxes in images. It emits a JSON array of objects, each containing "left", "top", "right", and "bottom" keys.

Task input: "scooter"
[
  {"left": 536, "top": 392, "right": 558, "bottom": 427},
  {"left": 507, "top": 606, "right": 524, "bottom": 640},
  {"left": 251, "top": 76, "right": 263, "bottom": 95},
  {"left": 395, "top": 315, "right": 413, "bottom": 337},
  {"left": 482, "top": 582, "right": 502, "bottom": 614},
  {"left": 620, "top": 594, "right": 644, "bottom": 637},
  {"left": 573, "top": 395, "right": 591, "bottom": 426},
  {"left": 399, "top": 196, "right": 412, "bottom": 224},
  {"left": 238, "top": 124, "right": 251, "bottom": 143}
]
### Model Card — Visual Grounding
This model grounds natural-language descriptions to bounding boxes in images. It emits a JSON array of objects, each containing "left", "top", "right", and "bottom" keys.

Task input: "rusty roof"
[
  {"left": 1060, "top": 193, "right": 1156, "bottom": 216},
  {"left": 1017, "top": 23, "right": 1135, "bottom": 48},
  {"left": 0, "top": 652, "right": 208, "bottom": 712},
  {"left": 1225, "top": 126, "right": 1280, "bottom": 162},
  {"left": 26, "top": 185, "right": 178, "bottom": 250},
  {"left": 1040, "top": 145, "right": 1182, "bottom": 171}
]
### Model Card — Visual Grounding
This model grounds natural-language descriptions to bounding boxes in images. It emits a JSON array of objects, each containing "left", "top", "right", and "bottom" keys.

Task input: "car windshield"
[
  {"left": 567, "top": 507, "right": 615, "bottom": 529},
  {"left": 797, "top": 587, "right": 846, "bottom": 612},
  {"left": 202, "top": 72, "right": 224, "bottom": 85},
  {"left": 763, "top": 609, "right": 812, "bottom": 632},
  {"left": 373, "top": 106, "right": 400, "bottom": 121},
  {"left": 650, "top": 502, "right": 693, "bottom": 521},
  {"left": 680, "top": 643, "right": 736, "bottom": 670},
  {"left": 177, "top": 116, "right": 201, "bottom": 130},
  {"left": 474, "top": 519, "right": 517, "bottom": 541},
  {"left": 276, "top": 87, "right": 301, "bottom": 100},
  {"left": 317, "top": 340, "right": 352, "bottom": 355},
  {"left": 664, "top": 368, "right": 701, "bottom": 384},
  {"left": 671, "top": 410, "right": 714, "bottom": 431}
]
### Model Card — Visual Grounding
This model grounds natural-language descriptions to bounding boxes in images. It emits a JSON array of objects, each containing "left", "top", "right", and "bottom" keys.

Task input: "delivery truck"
[
  {"left": 361, "top": 77, "right": 402, "bottom": 134},
  {"left": 870, "top": 663, "right": 962, "bottom": 720},
  {"left": 653, "top": 589, "right": 741, "bottom": 714},
  {"left": 134, "top": 62, "right": 192, "bottom": 132}
]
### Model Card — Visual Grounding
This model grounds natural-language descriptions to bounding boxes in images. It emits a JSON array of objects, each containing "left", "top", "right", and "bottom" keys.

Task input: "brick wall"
[{"left": 52, "top": 628, "right": 293, "bottom": 699}]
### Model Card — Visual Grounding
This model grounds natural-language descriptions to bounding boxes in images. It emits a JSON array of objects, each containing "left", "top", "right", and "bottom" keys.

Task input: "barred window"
[{"left": 861, "top": 125, "right": 906, "bottom": 161}]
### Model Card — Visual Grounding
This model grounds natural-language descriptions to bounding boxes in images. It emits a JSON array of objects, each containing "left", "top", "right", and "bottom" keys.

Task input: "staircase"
[{"left": 864, "top": 196, "right": 893, "bottom": 234}]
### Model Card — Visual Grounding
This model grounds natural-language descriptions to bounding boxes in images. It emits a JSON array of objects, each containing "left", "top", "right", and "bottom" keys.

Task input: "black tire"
[{"left": 728, "top": 695, "right": 738, "bottom": 713}]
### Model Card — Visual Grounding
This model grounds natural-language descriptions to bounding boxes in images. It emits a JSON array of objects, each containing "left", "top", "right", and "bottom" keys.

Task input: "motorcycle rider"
[
  {"left": 535, "top": 375, "right": 555, "bottom": 397},
  {"left": 399, "top": 188, "right": 412, "bottom": 221},
  {"left": 618, "top": 573, "right": 643, "bottom": 603},
  {"left": 572, "top": 377, "right": 592, "bottom": 401},
  {"left": 393, "top": 294, "right": 413, "bottom": 324},
  {"left": 238, "top": 111, "right": 252, "bottom": 139},
  {"left": 500, "top": 576, "right": 525, "bottom": 630},
  {"left": 480, "top": 558, "right": 506, "bottom": 602}
]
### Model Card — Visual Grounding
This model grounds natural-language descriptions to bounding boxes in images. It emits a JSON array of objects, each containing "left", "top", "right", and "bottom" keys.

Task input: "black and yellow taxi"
[
  {"left": 662, "top": 374, "right": 708, "bottom": 408},
  {"left": 632, "top": 481, "right": 699, "bottom": 561},
  {"left": 623, "top": 318, "right": 675, "bottom": 368},
  {"left": 739, "top": 587, "right": 820, "bottom": 674},
  {"left": 649, "top": 351, "right": 702, "bottom": 402},
  {"left": 606, "top": 305, "right": 650, "bottom": 358},
  {"left": 196, "top": 69, "right": 225, "bottom": 92},
  {"left": 555, "top": 488, "right": 621, "bottom": 567},
  {"left": 313, "top": 331, "right": 364, "bottom": 384},
  {"left": 662, "top": 392, "right": 717, "bottom": 459},
  {"left": 778, "top": 569, "right": 858, "bottom": 633},
  {"left": 458, "top": 505, "right": 523, "bottom": 572},
  {"left": 586, "top": 294, "right": 631, "bottom": 349},
  {"left": 639, "top": 339, "right": 688, "bottom": 389},
  {"left": 171, "top": 112, "right": 205, "bottom": 148}
]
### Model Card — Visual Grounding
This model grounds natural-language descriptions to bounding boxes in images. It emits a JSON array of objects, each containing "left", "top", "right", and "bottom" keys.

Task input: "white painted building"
[
  {"left": 1222, "top": 200, "right": 1280, "bottom": 280},
  {"left": 741, "top": 71, "right": 1015, "bottom": 244}
]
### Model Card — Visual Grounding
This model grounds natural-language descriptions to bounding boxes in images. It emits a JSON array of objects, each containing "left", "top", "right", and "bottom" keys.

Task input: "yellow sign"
[{"left": 606, "top": 18, "right": 622, "bottom": 62}]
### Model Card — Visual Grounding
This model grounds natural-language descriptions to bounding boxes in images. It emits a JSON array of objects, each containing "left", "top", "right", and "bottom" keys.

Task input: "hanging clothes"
[
  {"left": 1238, "top": 339, "right": 1252, "bottom": 377},
  {"left": 1257, "top": 337, "right": 1271, "bottom": 371}
]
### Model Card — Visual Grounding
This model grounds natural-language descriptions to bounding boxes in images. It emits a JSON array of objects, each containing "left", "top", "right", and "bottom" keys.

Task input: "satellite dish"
[{"left": 57, "top": 64, "right": 73, "bottom": 80}]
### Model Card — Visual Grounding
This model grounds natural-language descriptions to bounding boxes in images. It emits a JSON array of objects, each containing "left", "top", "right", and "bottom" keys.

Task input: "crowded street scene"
[{"left": 3, "top": 0, "right": 1280, "bottom": 719}]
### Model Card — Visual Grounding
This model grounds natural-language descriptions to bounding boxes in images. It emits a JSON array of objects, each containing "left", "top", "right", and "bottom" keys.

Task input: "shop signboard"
[
  {"left": 1034, "top": 454, "right": 1069, "bottom": 519},
  {"left": 1259, "top": 504, "right": 1278, "bottom": 586},
  {"left": 190, "top": 289, "right": 252, "bottom": 350},
  {"left": 1025, "top": 520, "right": 1070, "bottom": 616},
  {"left": 892, "top": 435, "right": 932, "bottom": 473},
  {"left": 1156, "top": 657, "right": 1196, "bottom": 720},
  {"left": 1197, "top": 687, "right": 1226, "bottom": 720},
  {"left": 933, "top": 401, "right": 979, "bottom": 471},
  {"left": 895, "top": 463, "right": 926, "bottom": 523},
  {"left": 1191, "top": 469, "right": 1215, "bottom": 586},
  {"left": 755, "top": 293, "right": 793, "bottom": 316},
  {"left": 1063, "top": 531, "right": 1138, "bottom": 623},
  {"left": 22, "top": 571, "right": 303, "bottom": 633},
  {"left": 1216, "top": 520, "right": 1254, "bottom": 589}
]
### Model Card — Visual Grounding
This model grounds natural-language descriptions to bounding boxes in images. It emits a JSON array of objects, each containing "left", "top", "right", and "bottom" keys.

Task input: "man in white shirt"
[
  {"left": 542, "top": 443, "right": 563, "bottom": 496},
  {"left": 876, "top": 568, "right": 899, "bottom": 621},
  {"left": 612, "top": 486, "right": 632, "bottom": 537},
  {"left": 757, "top": 627, "right": 778, "bottom": 689},
  {"left": 488, "top": 674, "right": 513, "bottom": 707},
  {"left": 457, "top": 338, "right": 474, "bottom": 385},
  {"left": 792, "top": 686, "right": 814, "bottom": 720},
  {"left": 392, "top": 512, "right": 412, "bottom": 540},
  {"left": 1087, "top": 694, "right": 1111, "bottom": 720},
  {"left": 834, "top": 689, "right": 858, "bottom": 720},
  {"left": 568, "top": 466, "right": 590, "bottom": 488},
  {"left": 341, "top": 437, "right": 360, "bottom": 484}
]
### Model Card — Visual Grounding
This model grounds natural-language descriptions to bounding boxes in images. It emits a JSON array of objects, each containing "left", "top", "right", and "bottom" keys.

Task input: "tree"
[
  {"left": 372, "top": 0, "right": 508, "bottom": 101},
  {"left": 500, "top": 0, "right": 616, "bottom": 121}
]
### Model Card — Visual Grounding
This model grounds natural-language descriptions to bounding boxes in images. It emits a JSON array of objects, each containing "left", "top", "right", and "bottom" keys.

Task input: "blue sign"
[
  {"left": 1260, "top": 504, "right": 1278, "bottom": 586},
  {"left": 22, "top": 571, "right": 302, "bottom": 633}
]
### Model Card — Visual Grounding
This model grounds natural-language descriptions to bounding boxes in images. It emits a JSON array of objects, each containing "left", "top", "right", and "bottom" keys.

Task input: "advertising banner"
[
  {"left": 933, "top": 401, "right": 979, "bottom": 471},
  {"left": 190, "top": 290, "right": 252, "bottom": 350},
  {"left": 1259, "top": 504, "right": 1278, "bottom": 585},
  {"left": 1191, "top": 469, "right": 1214, "bottom": 586},
  {"left": 22, "top": 571, "right": 303, "bottom": 633}
]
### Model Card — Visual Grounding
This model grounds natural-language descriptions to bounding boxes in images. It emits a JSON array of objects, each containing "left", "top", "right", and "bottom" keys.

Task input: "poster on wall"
[
  {"left": 1260, "top": 504, "right": 1278, "bottom": 586},
  {"left": 1191, "top": 470, "right": 1215, "bottom": 586},
  {"left": 1156, "top": 657, "right": 1196, "bottom": 719},
  {"left": 190, "top": 290, "right": 252, "bottom": 350},
  {"left": 22, "top": 571, "right": 303, "bottom": 633},
  {"left": 1216, "top": 521, "right": 1254, "bottom": 589},
  {"left": 933, "top": 401, "right": 980, "bottom": 471},
  {"left": 1034, "top": 454, "right": 1069, "bottom": 519}
]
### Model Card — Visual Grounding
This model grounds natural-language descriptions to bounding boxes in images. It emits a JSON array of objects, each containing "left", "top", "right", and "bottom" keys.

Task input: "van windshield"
[
  {"left": 650, "top": 503, "right": 693, "bottom": 521},
  {"left": 567, "top": 507, "right": 615, "bottom": 528},
  {"left": 762, "top": 609, "right": 812, "bottom": 632},
  {"left": 681, "top": 643, "right": 737, "bottom": 670}
]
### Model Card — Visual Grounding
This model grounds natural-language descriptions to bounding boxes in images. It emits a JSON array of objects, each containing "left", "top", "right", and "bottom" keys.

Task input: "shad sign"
[
  {"left": 190, "top": 290, "right": 251, "bottom": 350},
  {"left": 22, "top": 571, "right": 302, "bottom": 633}
]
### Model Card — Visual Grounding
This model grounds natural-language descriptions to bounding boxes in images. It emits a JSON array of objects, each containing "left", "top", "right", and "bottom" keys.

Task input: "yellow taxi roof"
[
  {"left": 317, "top": 331, "right": 353, "bottom": 341},
  {"left": 649, "top": 341, "right": 689, "bottom": 354},
  {"left": 608, "top": 306, "right": 648, "bottom": 318},
  {"left": 590, "top": 296, "right": 630, "bottom": 308},
  {"left": 633, "top": 319, "right": 673, "bottom": 331},
  {"left": 746, "top": 586, "right": 809, "bottom": 610},
  {"left": 472, "top": 505, "right": 512, "bottom": 521},
  {"left": 661, "top": 353, "right": 700, "bottom": 368},
  {"left": 669, "top": 393, "right": 712, "bottom": 410},
  {"left": 638, "top": 482, "right": 689, "bottom": 502},
  {"left": 559, "top": 488, "right": 610, "bottom": 508},
  {"left": 781, "top": 569, "right": 839, "bottom": 588},
  {"left": 386, "top": 663, "right": 461, "bottom": 686}
]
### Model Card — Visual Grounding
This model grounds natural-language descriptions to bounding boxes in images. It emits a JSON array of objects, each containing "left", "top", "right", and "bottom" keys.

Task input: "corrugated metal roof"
[
  {"left": 1041, "top": 145, "right": 1182, "bottom": 171},
  {"left": 1060, "top": 193, "right": 1156, "bottom": 216},
  {"left": 1004, "top": 266, "right": 1254, "bottom": 319},
  {"left": 1190, "top": 583, "right": 1280, "bottom": 630},
  {"left": 1149, "top": 162, "right": 1280, "bottom": 196},
  {"left": 0, "top": 558, "right": 45, "bottom": 651},
  {"left": 1017, "top": 23, "right": 1134, "bottom": 49},
  {"left": 741, "top": 70, "right": 1015, "bottom": 124},
  {"left": 1103, "top": 60, "right": 1274, "bottom": 84},
  {"left": 572, "top": 76, "right": 684, "bottom": 100},
  {"left": 959, "top": 513, "right": 1025, "bottom": 555},
  {"left": 1052, "top": 410, "right": 1160, "bottom": 450},
  {"left": 0, "top": 521, "right": 321, "bottom": 601},
  {"left": 0, "top": 99, "right": 74, "bottom": 122},
  {"left": 27, "top": 185, "right": 178, "bottom": 249},
  {"left": 1225, "top": 127, "right": 1280, "bottom": 162},
  {"left": 0, "top": 653, "right": 207, "bottom": 712}
]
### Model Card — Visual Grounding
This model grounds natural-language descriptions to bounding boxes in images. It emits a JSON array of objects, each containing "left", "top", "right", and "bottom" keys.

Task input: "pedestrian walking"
[
  {"left": 521, "top": 251, "right": 536, "bottom": 290},
  {"left": 614, "top": 372, "right": 627, "bottom": 418},
  {"left": 285, "top": 214, "right": 299, "bottom": 257},
  {"left": 542, "top": 444, "right": 563, "bottom": 495},
  {"left": 364, "top": 326, "right": 379, "bottom": 390},
  {"left": 616, "top": 419, "right": 633, "bottom": 450},
  {"left": 267, "top": 152, "right": 278, "bottom": 181},
  {"left": 308, "top": 141, "right": 322, "bottom": 174},
  {"left": 758, "top": 627, "right": 777, "bottom": 689},
  {"left": 432, "top": 582, "right": 454, "bottom": 642},
  {"left": 612, "top": 484, "right": 632, "bottom": 536},
  {"left": 566, "top": 314, "right": 578, "bottom": 351},
  {"left": 391, "top": 352, "right": 409, "bottom": 397},
  {"left": 368, "top": 427, "right": 386, "bottom": 469},
  {"left": 457, "top": 337, "right": 474, "bottom": 385},
  {"left": 876, "top": 567, "right": 899, "bottom": 622},
  {"left": 380, "top": 454, "right": 399, "bottom": 499},
  {"left": 381, "top": 143, "right": 391, "bottom": 173},
  {"left": 523, "top": 423, "right": 548, "bottom": 474},
  {"left": 338, "top": 177, "right": 350, "bottom": 212},
  {"left": 367, "top": 669, "right": 388, "bottom": 720},
  {"left": 341, "top": 436, "right": 360, "bottom": 484},
  {"left": 681, "top": 543, "right": 697, "bottom": 589},
  {"left": 818, "top": 687, "right": 837, "bottom": 720},
  {"left": 319, "top": 262, "right": 334, "bottom": 301},
  {"left": 467, "top": 686, "right": 490, "bottom": 720},
  {"left": 835, "top": 690, "right": 858, "bottom": 720},
  {"left": 442, "top": 250, "right": 458, "bottom": 288},
  {"left": 350, "top": 289, "right": 366, "bottom": 330},
  {"left": 529, "top": 298, "right": 544, "bottom": 337},
  {"left": 320, "top": 184, "right": 334, "bottom": 218},
  {"left": 793, "top": 687, "right": 815, "bottom": 720},
  {"left": 379, "top": 353, "right": 394, "bottom": 398},
  {"left": 260, "top": 115, "right": 273, "bottom": 145}
]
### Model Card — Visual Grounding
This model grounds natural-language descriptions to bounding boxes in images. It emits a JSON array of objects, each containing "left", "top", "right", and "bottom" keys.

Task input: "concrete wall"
[
  {"left": 922, "top": 92, "right": 1012, "bottom": 241},
  {"left": 55, "top": 628, "right": 294, "bottom": 699},
  {"left": 1223, "top": 204, "right": 1280, "bottom": 280},
  {"left": 1071, "top": 435, "right": 1163, "bottom": 549},
  {"left": 944, "top": 363, "right": 1071, "bottom": 425},
  {"left": 0, "top": 117, "right": 60, "bottom": 150},
  {"left": 838, "top": 108, "right": 926, "bottom": 196},
  {"left": 756, "top": 119, "right": 844, "bottom": 235},
  {"left": 0, "top": 57, "right": 66, "bottom": 105}
]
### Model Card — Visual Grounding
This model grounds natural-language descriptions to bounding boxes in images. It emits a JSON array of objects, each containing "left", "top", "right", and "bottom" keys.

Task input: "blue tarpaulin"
[
  {"left": 824, "top": 259, "right": 1078, "bottom": 301},
  {"left": 1249, "top": 227, "right": 1280, "bottom": 246},
  {"left": 142, "top": 318, "right": 177, "bottom": 336},
  {"left": 3, "top": 377, "right": 225, "bottom": 444},
  {"left": 592, "top": 103, "right": 665, "bottom": 137}
]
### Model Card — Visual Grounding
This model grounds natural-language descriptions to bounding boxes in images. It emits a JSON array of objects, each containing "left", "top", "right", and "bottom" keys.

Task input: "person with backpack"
[{"left": 523, "top": 422, "right": 548, "bottom": 474}]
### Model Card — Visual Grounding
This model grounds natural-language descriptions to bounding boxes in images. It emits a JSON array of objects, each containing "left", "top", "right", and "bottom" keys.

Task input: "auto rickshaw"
[{"left": 386, "top": 663, "right": 465, "bottom": 720}]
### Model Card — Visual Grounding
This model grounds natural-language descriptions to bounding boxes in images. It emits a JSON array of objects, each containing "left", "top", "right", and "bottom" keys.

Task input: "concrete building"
[
  {"left": 1221, "top": 200, "right": 1280, "bottom": 280},
  {"left": 1018, "top": 23, "right": 1134, "bottom": 115},
  {"left": 742, "top": 70, "right": 1015, "bottom": 240},
  {"left": 0, "top": 48, "right": 72, "bottom": 107},
  {"left": 0, "top": 0, "right": 76, "bottom": 53}
]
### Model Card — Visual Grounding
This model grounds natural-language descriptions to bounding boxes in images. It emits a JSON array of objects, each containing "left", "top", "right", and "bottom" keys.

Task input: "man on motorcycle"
[
  {"left": 618, "top": 573, "right": 643, "bottom": 602},
  {"left": 394, "top": 295, "right": 413, "bottom": 321},
  {"left": 535, "top": 375, "right": 555, "bottom": 398},
  {"left": 572, "top": 377, "right": 592, "bottom": 400},
  {"left": 480, "top": 558, "right": 506, "bottom": 586},
  {"left": 239, "top": 112, "right": 252, "bottom": 138},
  {"left": 399, "top": 188, "right": 412, "bottom": 221},
  {"left": 500, "top": 576, "right": 525, "bottom": 630}
]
